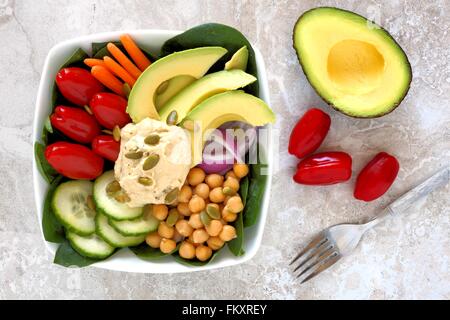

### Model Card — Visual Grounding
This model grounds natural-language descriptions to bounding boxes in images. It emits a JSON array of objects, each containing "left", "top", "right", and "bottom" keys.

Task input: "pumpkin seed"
[
  {"left": 166, "top": 209, "right": 179, "bottom": 227},
  {"left": 166, "top": 110, "right": 178, "bottom": 125},
  {"left": 106, "top": 180, "right": 121, "bottom": 194},
  {"left": 114, "top": 193, "right": 130, "bottom": 203},
  {"left": 143, "top": 154, "right": 160, "bottom": 170},
  {"left": 125, "top": 151, "right": 144, "bottom": 159},
  {"left": 164, "top": 188, "right": 179, "bottom": 204},
  {"left": 84, "top": 105, "right": 93, "bottom": 115},
  {"left": 122, "top": 83, "right": 131, "bottom": 98},
  {"left": 113, "top": 125, "right": 121, "bottom": 142},
  {"left": 200, "top": 210, "right": 212, "bottom": 226},
  {"left": 138, "top": 176, "right": 153, "bottom": 186},
  {"left": 157, "top": 80, "right": 169, "bottom": 94},
  {"left": 144, "top": 134, "right": 160, "bottom": 146},
  {"left": 142, "top": 204, "right": 153, "bottom": 220},
  {"left": 222, "top": 186, "right": 236, "bottom": 196},
  {"left": 206, "top": 204, "right": 221, "bottom": 219},
  {"left": 102, "top": 129, "right": 113, "bottom": 135}
]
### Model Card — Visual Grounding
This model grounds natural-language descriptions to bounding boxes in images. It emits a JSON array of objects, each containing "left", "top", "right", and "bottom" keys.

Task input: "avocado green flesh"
[
  {"left": 224, "top": 46, "right": 249, "bottom": 71},
  {"left": 182, "top": 90, "right": 275, "bottom": 166},
  {"left": 293, "top": 7, "right": 412, "bottom": 118},
  {"left": 127, "top": 47, "right": 227, "bottom": 123},
  {"left": 159, "top": 69, "right": 257, "bottom": 123},
  {"left": 155, "top": 75, "right": 196, "bottom": 110}
]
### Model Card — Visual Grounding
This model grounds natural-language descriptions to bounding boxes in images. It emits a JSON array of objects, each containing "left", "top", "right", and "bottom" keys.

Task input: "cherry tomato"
[
  {"left": 45, "top": 142, "right": 104, "bottom": 180},
  {"left": 92, "top": 135, "right": 120, "bottom": 162},
  {"left": 354, "top": 152, "right": 400, "bottom": 202},
  {"left": 55, "top": 67, "right": 104, "bottom": 106},
  {"left": 289, "top": 108, "right": 331, "bottom": 158},
  {"left": 294, "top": 152, "right": 352, "bottom": 185},
  {"left": 89, "top": 93, "right": 131, "bottom": 129},
  {"left": 50, "top": 106, "right": 100, "bottom": 144}
]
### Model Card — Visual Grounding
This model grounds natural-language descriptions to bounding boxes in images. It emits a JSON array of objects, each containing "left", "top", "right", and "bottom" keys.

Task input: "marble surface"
[{"left": 1, "top": 0, "right": 449, "bottom": 300}]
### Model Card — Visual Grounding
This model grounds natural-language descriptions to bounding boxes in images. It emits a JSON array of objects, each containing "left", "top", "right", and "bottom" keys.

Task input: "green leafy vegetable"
[
  {"left": 54, "top": 240, "right": 100, "bottom": 268},
  {"left": 243, "top": 159, "right": 268, "bottom": 228},
  {"left": 228, "top": 176, "right": 249, "bottom": 256},
  {"left": 160, "top": 23, "right": 259, "bottom": 96},
  {"left": 42, "top": 175, "right": 65, "bottom": 243},
  {"left": 130, "top": 242, "right": 179, "bottom": 261},
  {"left": 34, "top": 142, "right": 58, "bottom": 183}
]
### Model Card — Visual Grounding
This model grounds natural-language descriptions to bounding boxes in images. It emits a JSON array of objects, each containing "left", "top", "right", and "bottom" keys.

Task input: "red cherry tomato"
[
  {"left": 50, "top": 106, "right": 100, "bottom": 144},
  {"left": 89, "top": 93, "right": 131, "bottom": 129},
  {"left": 45, "top": 142, "right": 104, "bottom": 180},
  {"left": 289, "top": 108, "right": 331, "bottom": 158},
  {"left": 92, "top": 135, "right": 120, "bottom": 162},
  {"left": 55, "top": 67, "right": 104, "bottom": 106},
  {"left": 294, "top": 152, "right": 352, "bottom": 185},
  {"left": 354, "top": 152, "right": 400, "bottom": 202}
]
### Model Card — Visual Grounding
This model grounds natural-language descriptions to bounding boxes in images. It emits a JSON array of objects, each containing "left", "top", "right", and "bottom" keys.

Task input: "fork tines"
[{"left": 290, "top": 232, "right": 341, "bottom": 284}]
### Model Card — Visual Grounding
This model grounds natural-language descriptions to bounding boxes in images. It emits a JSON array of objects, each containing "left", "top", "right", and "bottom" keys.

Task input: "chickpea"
[
  {"left": 158, "top": 221, "right": 174, "bottom": 239},
  {"left": 188, "top": 213, "right": 203, "bottom": 229},
  {"left": 160, "top": 238, "right": 177, "bottom": 253},
  {"left": 223, "top": 177, "right": 240, "bottom": 193},
  {"left": 188, "top": 195, "right": 206, "bottom": 213},
  {"left": 178, "top": 185, "right": 192, "bottom": 203},
  {"left": 177, "top": 202, "right": 191, "bottom": 216},
  {"left": 226, "top": 170, "right": 239, "bottom": 180},
  {"left": 219, "top": 225, "right": 237, "bottom": 241},
  {"left": 145, "top": 232, "right": 161, "bottom": 248},
  {"left": 152, "top": 204, "right": 169, "bottom": 220},
  {"left": 223, "top": 196, "right": 231, "bottom": 205},
  {"left": 194, "top": 183, "right": 210, "bottom": 200},
  {"left": 205, "top": 174, "right": 224, "bottom": 189},
  {"left": 207, "top": 236, "right": 225, "bottom": 250},
  {"left": 187, "top": 234, "right": 200, "bottom": 246},
  {"left": 233, "top": 163, "right": 249, "bottom": 178},
  {"left": 225, "top": 196, "right": 244, "bottom": 213},
  {"left": 179, "top": 241, "right": 196, "bottom": 259},
  {"left": 175, "top": 219, "right": 194, "bottom": 237},
  {"left": 173, "top": 229, "right": 184, "bottom": 242},
  {"left": 222, "top": 209, "right": 238, "bottom": 222},
  {"left": 209, "top": 187, "right": 226, "bottom": 203},
  {"left": 192, "top": 229, "right": 209, "bottom": 243},
  {"left": 196, "top": 245, "right": 213, "bottom": 261},
  {"left": 205, "top": 219, "right": 223, "bottom": 237},
  {"left": 187, "top": 167, "right": 205, "bottom": 186}
]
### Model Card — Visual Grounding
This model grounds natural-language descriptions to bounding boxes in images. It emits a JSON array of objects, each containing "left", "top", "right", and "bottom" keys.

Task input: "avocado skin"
[{"left": 292, "top": 7, "right": 412, "bottom": 119}]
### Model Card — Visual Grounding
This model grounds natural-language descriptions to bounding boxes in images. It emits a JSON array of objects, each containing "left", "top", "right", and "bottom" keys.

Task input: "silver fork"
[{"left": 291, "top": 165, "right": 450, "bottom": 284}]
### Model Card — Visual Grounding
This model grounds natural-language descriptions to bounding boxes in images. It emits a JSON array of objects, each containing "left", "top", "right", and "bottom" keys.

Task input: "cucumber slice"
[
  {"left": 96, "top": 212, "right": 146, "bottom": 247},
  {"left": 109, "top": 206, "right": 159, "bottom": 236},
  {"left": 93, "top": 171, "right": 143, "bottom": 221},
  {"left": 67, "top": 231, "right": 115, "bottom": 259},
  {"left": 52, "top": 180, "right": 96, "bottom": 236}
]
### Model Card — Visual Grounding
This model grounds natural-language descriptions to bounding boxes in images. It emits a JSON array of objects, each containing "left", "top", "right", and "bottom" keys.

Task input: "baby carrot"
[
  {"left": 106, "top": 43, "right": 142, "bottom": 79},
  {"left": 84, "top": 58, "right": 105, "bottom": 68},
  {"left": 91, "top": 65, "right": 125, "bottom": 96},
  {"left": 119, "top": 34, "right": 151, "bottom": 71},
  {"left": 103, "top": 56, "right": 136, "bottom": 87}
]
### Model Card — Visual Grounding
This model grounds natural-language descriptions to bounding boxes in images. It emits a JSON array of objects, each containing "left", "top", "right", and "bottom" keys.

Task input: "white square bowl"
[{"left": 32, "top": 29, "right": 273, "bottom": 273}]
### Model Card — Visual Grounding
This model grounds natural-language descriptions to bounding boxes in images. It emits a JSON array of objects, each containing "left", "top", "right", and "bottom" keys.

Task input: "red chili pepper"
[
  {"left": 289, "top": 108, "right": 331, "bottom": 158},
  {"left": 92, "top": 135, "right": 120, "bottom": 162},
  {"left": 89, "top": 93, "right": 131, "bottom": 129},
  {"left": 45, "top": 142, "right": 104, "bottom": 180},
  {"left": 294, "top": 152, "right": 352, "bottom": 185},
  {"left": 55, "top": 67, "right": 104, "bottom": 106},
  {"left": 354, "top": 152, "right": 400, "bottom": 202},
  {"left": 50, "top": 106, "right": 100, "bottom": 144}
]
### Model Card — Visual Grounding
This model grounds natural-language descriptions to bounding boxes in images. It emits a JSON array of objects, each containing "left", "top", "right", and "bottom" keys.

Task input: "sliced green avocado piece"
[
  {"left": 181, "top": 90, "right": 275, "bottom": 166},
  {"left": 293, "top": 7, "right": 412, "bottom": 118},
  {"left": 155, "top": 75, "right": 196, "bottom": 110},
  {"left": 159, "top": 70, "right": 257, "bottom": 124},
  {"left": 127, "top": 47, "right": 227, "bottom": 123},
  {"left": 224, "top": 46, "right": 249, "bottom": 71}
]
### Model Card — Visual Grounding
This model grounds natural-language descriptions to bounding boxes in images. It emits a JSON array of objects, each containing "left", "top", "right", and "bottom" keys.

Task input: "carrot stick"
[
  {"left": 119, "top": 34, "right": 151, "bottom": 71},
  {"left": 84, "top": 58, "right": 105, "bottom": 68},
  {"left": 91, "top": 65, "right": 125, "bottom": 96},
  {"left": 103, "top": 56, "right": 136, "bottom": 87},
  {"left": 106, "top": 43, "right": 142, "bottom": 79}
]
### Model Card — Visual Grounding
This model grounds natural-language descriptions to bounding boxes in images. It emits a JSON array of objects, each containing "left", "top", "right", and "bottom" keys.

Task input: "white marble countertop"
[{"left": 1, "top": 0, "right": 449, "bottom": 299}]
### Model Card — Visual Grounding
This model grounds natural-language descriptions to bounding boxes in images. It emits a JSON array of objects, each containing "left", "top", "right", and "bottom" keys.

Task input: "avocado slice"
[
  {"left": 293, "top": 7, "right": 412, "bottom": 118},
  {"left": 159, "top": 70, "right": 257, "bottom": 124},
  {"left": 224, "top": 46, "right": 249, "bottom": 71},
  {"left": 181, "top": 90, "right": 275, "bottom": 166},
  {"left": 127, "top": 47, "right": 227, "bottom": 123},
  {"left": 155, "top": 75, "right": 196, "bottom": 110}
]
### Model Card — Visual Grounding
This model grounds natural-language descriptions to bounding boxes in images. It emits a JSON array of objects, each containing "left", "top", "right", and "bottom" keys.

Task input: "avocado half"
[{"left": 293, "top": 7, "right": 412, "bottom": 118}]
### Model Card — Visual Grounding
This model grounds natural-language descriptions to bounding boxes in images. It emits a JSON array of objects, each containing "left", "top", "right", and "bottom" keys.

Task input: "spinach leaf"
[
  {"left": 172, "top": 250, "right": 220, "bottom": 267},
  {"left": 129, "top": 242, "right": 179, "bottom": 261},
  {"left": 53, "top": 240, "right": 100, "bottom": 268},
  {"left": 228, "top": 176, "right": 249, "bottom": 256},
  {"left": 34, "top": 142, "right": 58, "bottom": 184},
  {"left": 160, "top": 23, "right": 259, "bottom": 96},
  {"left": 243, "top": 160, "right": 268, "bottom": 228},
  {"left": 42, "top": 175, "right": 65, "bottom": 243},
  {"left": 62, "top": 48, "right": 89, "bottom": 68}
]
